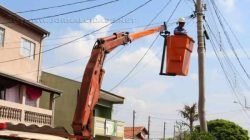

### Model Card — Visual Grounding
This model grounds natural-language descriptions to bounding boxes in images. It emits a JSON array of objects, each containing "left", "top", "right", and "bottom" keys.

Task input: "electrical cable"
[
  {"left": 205, "top": 19, "right": 249, "bottom": 90},
  {"left": 105, "top": 0, "right": 173, "bottom": 65},
  {"left": 205, "top": 22, "right": 250, "bottom": 119},
  {"left": 120, "top": 16, "right": 195, "bottom": 85},
  {"left": 109, "top": 34, "right": 160, "bottom": 91},
  {"left": 109, "top": 0, "right": 183, "bottom": 91},
  {"left": 0, "top": 0, "right": 153, "bottom": 64},
  {"left": 166, "top": 0, "right": 183, "bottom": 24},
  {"left": 209, "top": 0, "right": 249, "bottom": 59},
  {"left": 205, "top": 5, "right": 250, "bottom": 91},
  {"left": 2, "top": 21, "right": 176, "bottom": 45},
  {"left": 13, "top": 56, "right": 90, "bottom": 76},
  {"left": 209, "top": 0, "right": 250, "bottom": 80},
  {"left": 144, "top": 0, "right": 173, "bottom": 29},
  {"left": 16, "top": 0, "right": 99, "bottom": 14},
  {"left": 29, "top": 0, "right": 119, "bottom": 21},
  {"left": 1, "top": 0, "right": 118, "bottom": 25}
]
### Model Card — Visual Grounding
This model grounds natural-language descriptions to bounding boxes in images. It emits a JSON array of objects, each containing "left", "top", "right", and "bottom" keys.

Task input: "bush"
[{"left": 190, "top": 132, "right": 215, "bottom": 140}]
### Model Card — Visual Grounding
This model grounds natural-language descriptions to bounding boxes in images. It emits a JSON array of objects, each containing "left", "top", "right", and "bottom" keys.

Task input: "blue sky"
[{"left": 1, "top": 0, "right": 250, "bottom": 138}]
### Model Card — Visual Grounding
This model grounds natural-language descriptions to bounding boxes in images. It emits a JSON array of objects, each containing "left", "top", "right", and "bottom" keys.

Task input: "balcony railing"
[
  {"left": 0, "top": 100, "right": 52, "bottom": 126},
  {"left": 93, "top": 117, "right": 124, "bottom": 139}
]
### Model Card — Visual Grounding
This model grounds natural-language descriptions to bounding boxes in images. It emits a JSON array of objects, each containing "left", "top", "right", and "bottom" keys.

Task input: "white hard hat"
[{"left": 178, "top": 17, "right": 185, "bottom": 23}]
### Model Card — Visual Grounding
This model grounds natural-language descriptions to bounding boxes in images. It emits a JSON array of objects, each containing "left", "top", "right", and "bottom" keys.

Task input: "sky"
[{"left": 1, "top": 0, "right": 250, "bottom": 139}]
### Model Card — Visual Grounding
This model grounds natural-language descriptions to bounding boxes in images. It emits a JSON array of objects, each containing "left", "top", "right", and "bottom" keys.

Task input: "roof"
[
  {"left": 0, "top": 5, "right": 50, "bottom": 36},
  {"left": 0, "top": 72, "right": 62, "bottom": 95},
  {"left": 124, "top": 127, "right": 149, "bottom": 139},
  {"left": 0, "top": 123, "right": 70, "bottom": 139},
  {"left": 100, "top": 89, "right": 124, "bottom": 104},
  {"left": 42, "top": 71, "right": 124, "bottom": 103}
]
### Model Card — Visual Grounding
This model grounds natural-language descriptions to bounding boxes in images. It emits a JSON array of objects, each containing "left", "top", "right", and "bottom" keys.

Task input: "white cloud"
[
  {"left": 114, "top": 47, "right": 160, "bottom": 69},
  {"left": 218, "top": 0, "right": 236, "bottom": 12},
  {"left": 80, "top": 14, "right": 112, "bottom": 35},
  {"left": 57, "top": 14, "right": 112, "bottom": 58},
  {"left": 49, "top": 15, "right": 112, "bottom": 75},
  {"left": 216, "top": 0, "right": 246, "bottom": 33}
]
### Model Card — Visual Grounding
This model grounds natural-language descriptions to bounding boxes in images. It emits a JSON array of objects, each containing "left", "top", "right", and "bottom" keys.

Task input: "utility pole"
[
  {"left": 196, "top": 0, "right": 208, "bottom": 132},
  {"left": 133, "top": 110, "right": 136, "bottom": 139},
  {"left": 147, "top": 116, "right": 150, "bottom": 139},
  {"left": 173, "top": 124, "right": 176, "bottom": 140},
  {"left": 163, "top": 122, "right": 166, "bottom": 140}
]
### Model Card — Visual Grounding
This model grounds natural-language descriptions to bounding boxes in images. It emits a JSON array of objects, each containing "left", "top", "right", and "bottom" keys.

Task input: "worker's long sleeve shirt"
[{"left": 174, "top": 26, "right": 187, "bottom": 35}]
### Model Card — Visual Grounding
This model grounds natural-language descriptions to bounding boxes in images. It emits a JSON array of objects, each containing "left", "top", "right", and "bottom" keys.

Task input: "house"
[
  {"left": 0, "top": 5, "right": 49, "bottom": 82},
  {"left": 124, "top": 127, "right": 149, "bottom": 140},
  {"left": 0, "top": 5, "right": 67, "bottom": 139},
  {"left": 40, "top": 71, "right": 125, "bottom": 140}
]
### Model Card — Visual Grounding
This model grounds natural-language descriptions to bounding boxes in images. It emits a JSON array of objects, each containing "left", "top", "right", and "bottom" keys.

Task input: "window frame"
[
  {"left": 20, "top": 38, "right": 36, "bottom": 60},
  {"left": 0, "top": 88, "right": 6, "bottom": 100},
  {"left": 0, "top": 27, "right": 5, "bottom": 48}
]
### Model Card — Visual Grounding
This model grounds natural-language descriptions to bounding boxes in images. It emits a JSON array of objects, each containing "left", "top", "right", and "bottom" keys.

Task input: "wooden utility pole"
[
  {"left": 173, "top": 124, "right": 176, "bottom": 140},
  {"left": 147, "top": 116, "right": 150, "bottom": 139},
  {"left": 196, "top": 0, "right": 208, "bottom": 132},
  {"left": 133, "top": 110, "right": 136, "bottom": 139},
  {"left": 163, "top": 122, "right": 166, "bottom": 139}
]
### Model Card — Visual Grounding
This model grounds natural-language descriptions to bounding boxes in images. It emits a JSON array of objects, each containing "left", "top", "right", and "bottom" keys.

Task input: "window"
[
  {"left": 20, "top": 38, "right": 35, "bottom": 59},
  {"left": 0, "top": 27, "right": 4, "bottom": 47},
  {"left": 0, "top": 88, "right": 6, "bottom": 100},
  {"left": 5, "top": 85, "right": 21, "bottom": 103},
  {"left": 25, "top": 86, "right": 42, "bottom": 107}
]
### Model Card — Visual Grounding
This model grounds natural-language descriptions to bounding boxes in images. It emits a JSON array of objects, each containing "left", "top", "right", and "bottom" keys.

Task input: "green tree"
[
  {"left": 179, "top": 103, "right": 199, "bottom": 133},
  {"left": 196, "top": 119, "right": 249, "bottom": 140},
  {"left": 185, "top": 131, "right": 215, "bottom": 140}
]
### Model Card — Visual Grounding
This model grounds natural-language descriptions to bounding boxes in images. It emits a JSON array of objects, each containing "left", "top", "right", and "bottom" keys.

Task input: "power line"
[
  {"left": 2, "top": 21, "right": 176, "bottom": 45},
  {"left": 109, "top": 0, "right": 183, "bottom": 91},
  {"left": 110, "top": 34, "right": 160, "bottom": 91},
  {"left": 14, "top": 56, "right": 90, "bottom": 76},
  {"left": 107, "top": 0, "right": 173, "bottom": 67},
  {"left": 166, "top": 0, "right": 183, "bottom": 23},
  {"left": 106, "top": 0, "right": 173, "bottom": 66},
  {"left": 0, "top": 0, "right": 153, "bottom": 64},
  {"left": 16, "top": 0, "right": 99, "bottom": 14},
  {"left": 105, "top": 45, "right": 128, "bottom": 63},
  {"left": 205, "top": 19, "right": 250, "bottom": 91},
  {"left": 204, "top": 22, "right": 250, "bottom": 119},
  {"left": 69, "top": 23, "right": 177, "bottom": 81},
  {"left": 209, "top": 0, "right": 249, "bottom": 59},
  {"left": 119, "top": 16, "right": 195, "bottom": 85},
  {"left": 205, "top": 3, "right": 250, "bottom": 91},
  {"left": 209, "top": 0, "right": 250, "bottom": 80},
  {"left": 1, "top": 0, "right": 118, "bottom": 25},
  {"left": 29, "top": 0, "right": 118, "bottom": 21},
  {"left": 144, "top": 0, "right": 173, "bottom": 29},
  {"left": 151, "top": 116, "right": 180, "bottom": 121}
]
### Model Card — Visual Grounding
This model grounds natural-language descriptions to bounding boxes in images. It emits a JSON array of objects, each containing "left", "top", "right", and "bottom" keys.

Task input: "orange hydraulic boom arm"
[{"left": 72, "top": 24, "right": 167, "bottom": 139}]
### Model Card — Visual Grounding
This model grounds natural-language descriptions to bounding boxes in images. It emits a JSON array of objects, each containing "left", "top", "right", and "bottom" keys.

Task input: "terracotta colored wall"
[{"left": 0, "top": 15, "right": 44, "bottom": 82}]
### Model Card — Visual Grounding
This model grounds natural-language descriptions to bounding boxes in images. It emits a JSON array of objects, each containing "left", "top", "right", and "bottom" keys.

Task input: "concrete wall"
[
  {"left": 0, "top": 14, "right": 44, "bottom": 82},
  {"left": 40, "top": 72, "right": 113, "bottom": 134}
]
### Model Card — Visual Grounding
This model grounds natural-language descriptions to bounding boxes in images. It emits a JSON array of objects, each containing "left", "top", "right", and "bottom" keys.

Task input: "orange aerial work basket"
[{"left": 160, "top": 35, "right": 195, "bottom": 76}]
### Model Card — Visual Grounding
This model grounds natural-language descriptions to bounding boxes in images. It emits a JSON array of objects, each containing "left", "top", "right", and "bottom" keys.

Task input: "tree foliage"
[
  {"left": 179, "top": 103, "right": 199, "bottom": 132},
  {"left": 196, "top": 119, "right": 249, "bottom": 140},
  {"left": 185, "top": 132, "right": 215, "bottom": 140}
]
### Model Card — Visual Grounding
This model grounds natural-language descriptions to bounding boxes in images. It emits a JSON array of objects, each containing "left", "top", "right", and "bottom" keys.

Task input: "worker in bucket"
[{"left": 174, "top": 17, "right": 187, "bottom": 35}]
